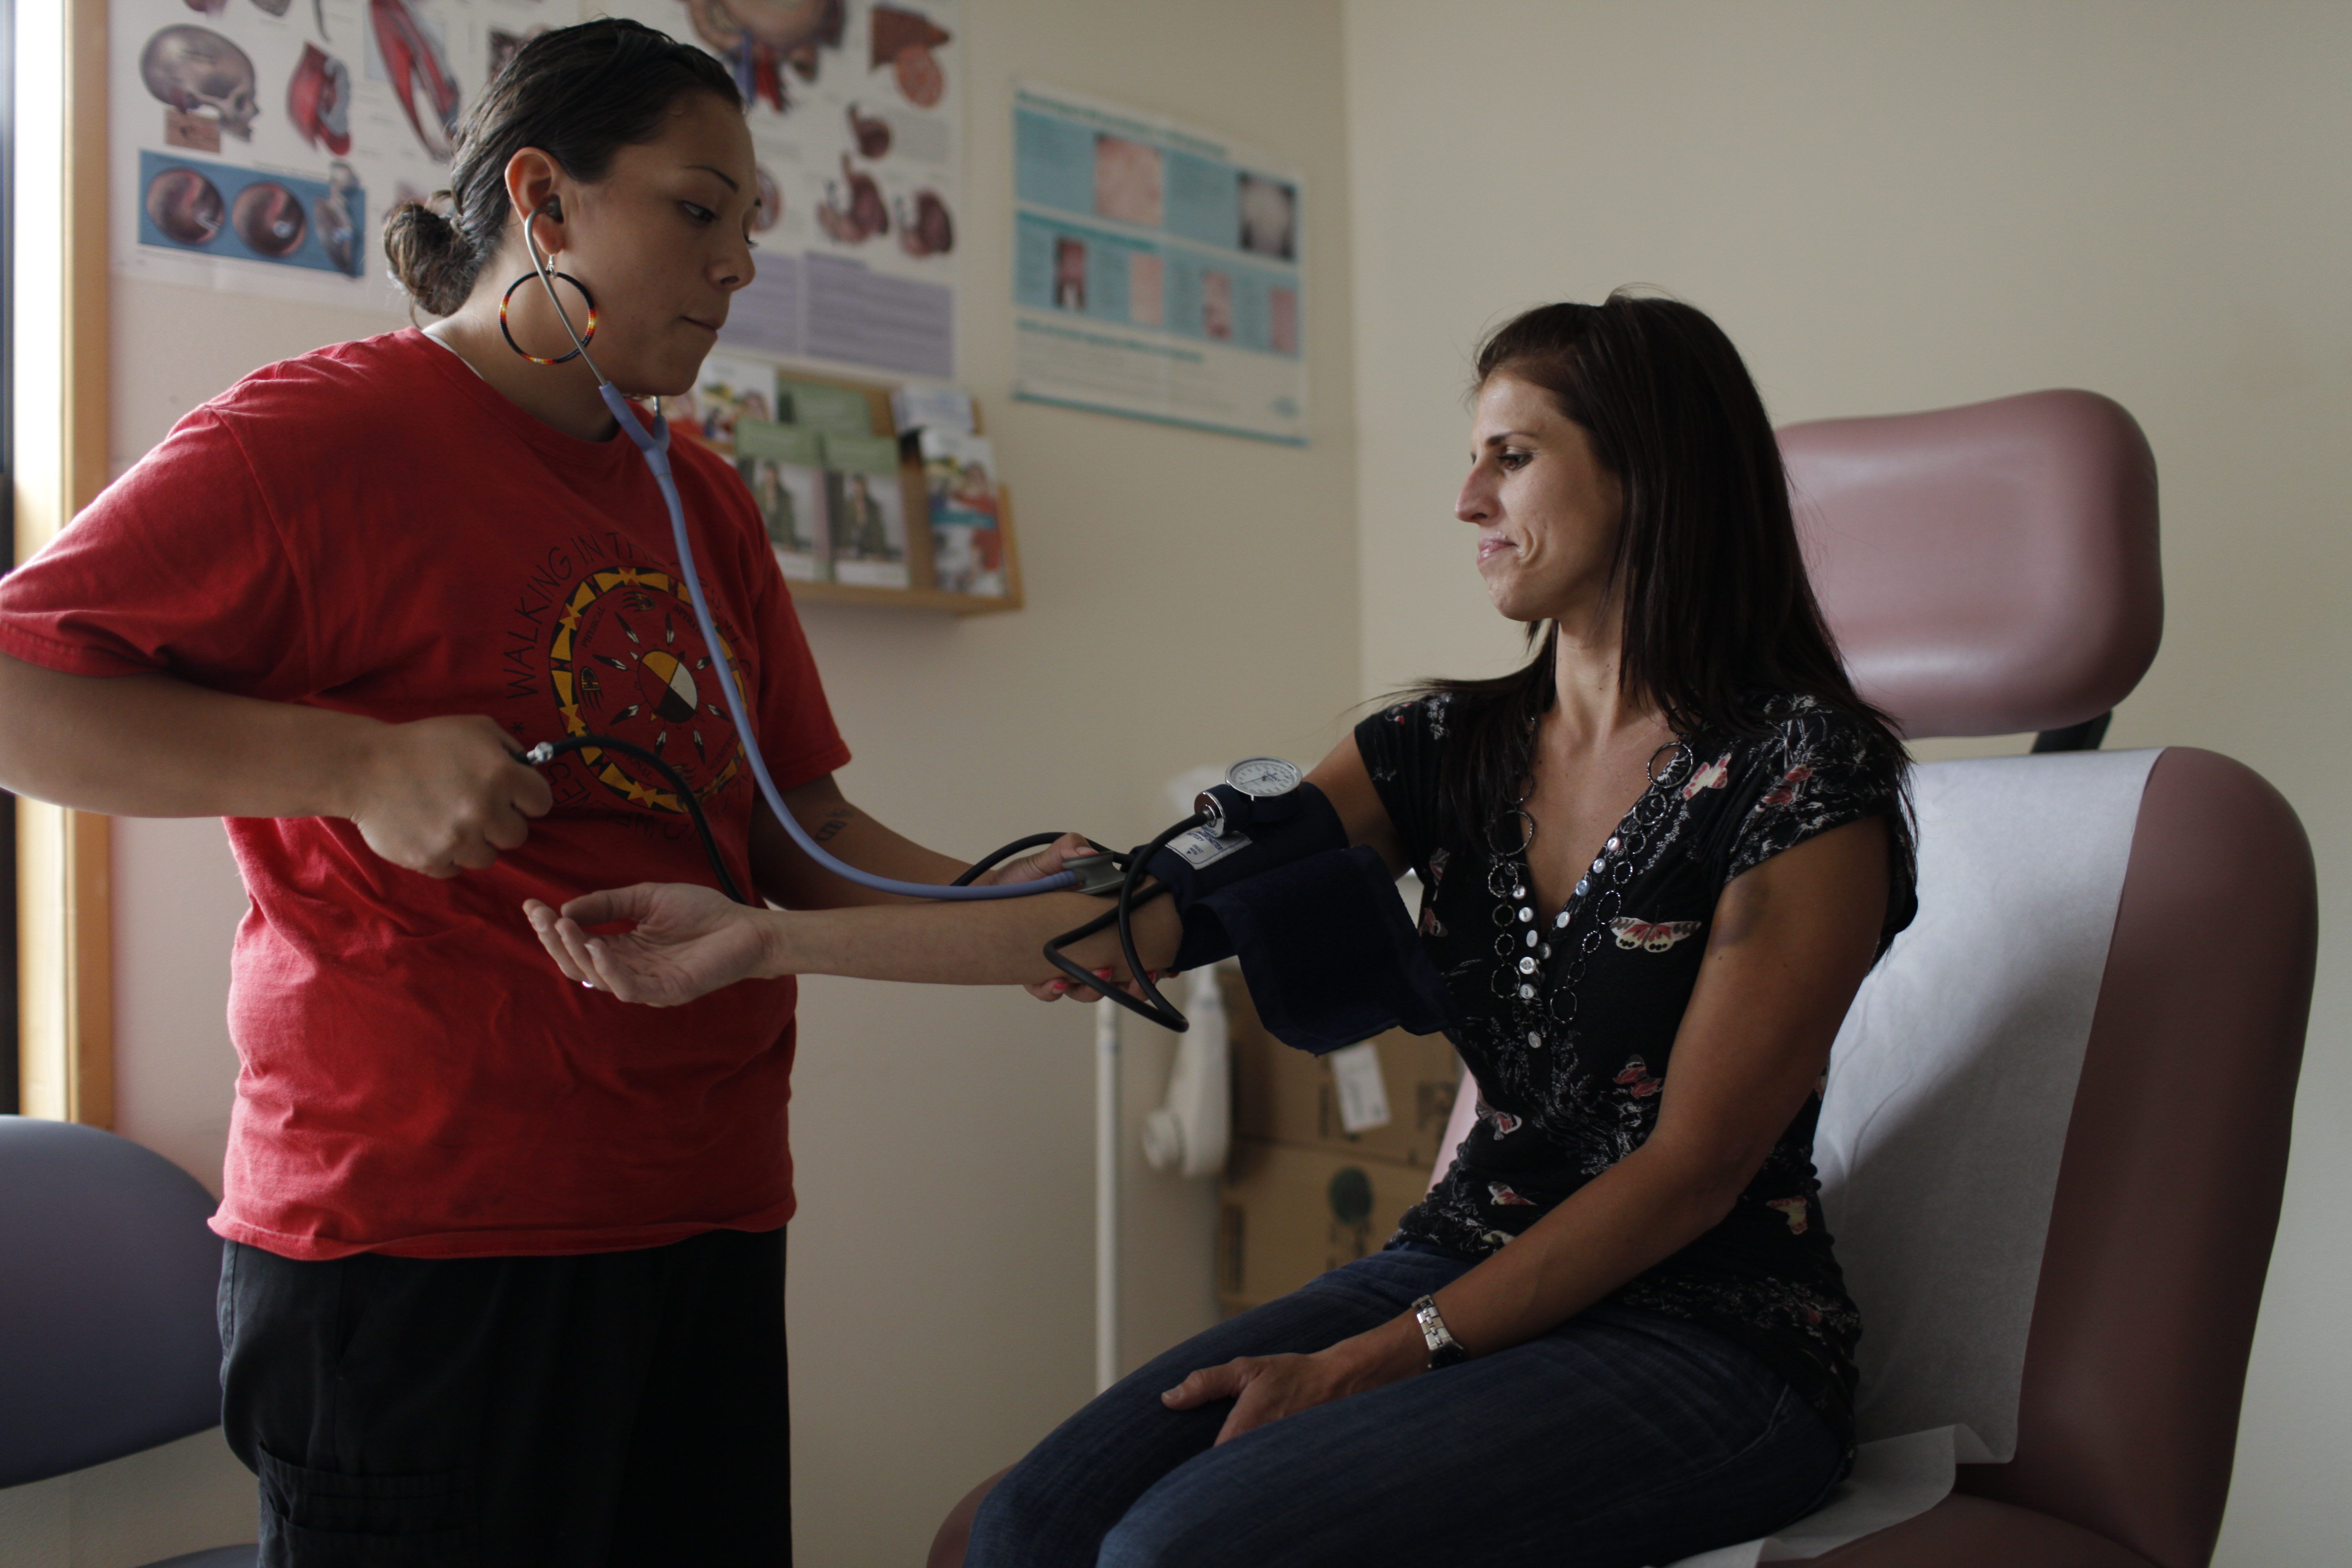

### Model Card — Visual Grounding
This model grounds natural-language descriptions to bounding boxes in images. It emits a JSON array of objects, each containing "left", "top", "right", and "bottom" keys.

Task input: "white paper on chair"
[
  {"left": 1668, "top": 1426, "right": 1969, "bottom": 1567},
  {"left": 1664, "top": 749, "right": 2160, "bottom": 1568}
]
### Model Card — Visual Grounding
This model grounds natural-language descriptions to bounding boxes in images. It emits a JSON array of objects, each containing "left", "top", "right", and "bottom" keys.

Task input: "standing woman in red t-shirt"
[{"left": 0, "top": 21, "right": 1071, "bottom": 1563}]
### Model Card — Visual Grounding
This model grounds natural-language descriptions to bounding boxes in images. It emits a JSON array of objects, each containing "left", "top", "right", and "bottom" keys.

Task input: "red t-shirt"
[{"left": 0, "top": 329, "right": 851, "bottom": 1259}]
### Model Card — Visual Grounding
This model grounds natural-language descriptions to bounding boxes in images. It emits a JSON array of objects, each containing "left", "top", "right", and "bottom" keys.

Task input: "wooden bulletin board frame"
[
  {"left": 744, "top": 370, "right": 1024, "bottom": 617},
  {"left": 14, "top": 0, "right": 113, "bottom": 1125}
]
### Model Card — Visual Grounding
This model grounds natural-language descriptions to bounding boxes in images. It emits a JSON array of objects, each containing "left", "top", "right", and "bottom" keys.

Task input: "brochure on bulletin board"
[
  {"left": 1010, "top": 80, "right": 1307, "bottom": 446},
  {"left": 918, "top": 428, "right": 1006, "bottom": 597}
]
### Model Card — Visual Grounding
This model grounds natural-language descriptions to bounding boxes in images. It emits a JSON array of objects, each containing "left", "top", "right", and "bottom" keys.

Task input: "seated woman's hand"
[
  {"left": 1161, "top": 1343, "right": 1411, "bottom": 1446},
  {"left": 523, "top": 884, "right": 771, "bottom": 1007}
]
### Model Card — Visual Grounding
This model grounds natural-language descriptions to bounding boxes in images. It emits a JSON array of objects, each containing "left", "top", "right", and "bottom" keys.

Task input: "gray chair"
[{"left": 0, "top": 1114, "right": 257, "bottom": 1567}]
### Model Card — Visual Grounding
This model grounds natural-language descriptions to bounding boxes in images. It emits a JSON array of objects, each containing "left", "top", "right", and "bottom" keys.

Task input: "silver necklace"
[{"left": 1483, "top": 739, "right": 1694, "bottom": 1036}]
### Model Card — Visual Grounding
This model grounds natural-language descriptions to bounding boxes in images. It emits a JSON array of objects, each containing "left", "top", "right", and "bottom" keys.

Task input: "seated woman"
[{"left": 526, "top": 292, "right": 1917, "bottom": 1568}]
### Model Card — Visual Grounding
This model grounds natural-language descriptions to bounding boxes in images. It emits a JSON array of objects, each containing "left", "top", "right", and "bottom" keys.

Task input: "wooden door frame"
[{"left": 13, "top": 0, "right": 112, "bottom": 1124}]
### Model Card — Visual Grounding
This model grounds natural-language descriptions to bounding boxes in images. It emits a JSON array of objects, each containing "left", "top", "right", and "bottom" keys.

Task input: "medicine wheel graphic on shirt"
[{"left": 546, "top": 566, "right": 746, "bottom": 811}]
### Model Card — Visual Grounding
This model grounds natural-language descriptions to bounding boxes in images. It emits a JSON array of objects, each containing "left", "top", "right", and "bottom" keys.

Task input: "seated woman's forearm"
[
  {"left": 758, "top": 887, "right": 1183, "bottom": 987},
  {"left": 1333, "top": 1146, "right": 1741, "bottom": 1385}
]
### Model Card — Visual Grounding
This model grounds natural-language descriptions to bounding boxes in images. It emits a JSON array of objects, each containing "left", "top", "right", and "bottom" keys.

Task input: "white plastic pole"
[{"left": 1095, "top": 999, "right": 1121, "bottom": 1392}]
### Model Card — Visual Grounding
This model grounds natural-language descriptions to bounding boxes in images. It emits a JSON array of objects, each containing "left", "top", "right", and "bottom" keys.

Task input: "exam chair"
[
  {"left": 928, "top": 391, "right": 2314, "bottom": 1568},
  {"left": 0, "top": 1116, "right": 258, "bottom": 1568},
  {"left": 1766, "top": 393, "right": 2309, "bottom": 1566}
]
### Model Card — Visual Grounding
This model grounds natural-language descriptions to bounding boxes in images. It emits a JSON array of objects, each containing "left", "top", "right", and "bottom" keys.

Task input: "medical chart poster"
[
  {"left": 110, "top": 0, "right": 557, "bottom": 314},
  {"left": 1010, "top": 82, "right": 1307, "bottom": 446},
  {"left": 111, "top": 0, "right": 964, "bottom": 380},
  {"left": 596, "top": 0, "right": 963, "bottom": 381}
]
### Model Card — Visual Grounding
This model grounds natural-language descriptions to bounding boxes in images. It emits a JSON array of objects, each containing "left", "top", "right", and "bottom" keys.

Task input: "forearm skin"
[
  {"left": 1330, "top": 1145, "right": 1748, "bottom": 1386},
  {"left": 0, "top": 653, "right": 375, "bottom": 820},
  {"left": 750, "top": 788, "right": 977, "bottom": 909},
  {"left": 756, "top": 887, "right": 1183, "bottom": 988}
]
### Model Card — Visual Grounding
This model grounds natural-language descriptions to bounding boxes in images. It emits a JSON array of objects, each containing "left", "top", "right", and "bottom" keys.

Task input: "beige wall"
[
  {"left": 26, "top": 0, "right": 2347, "bottom": 1562},
  {"left": 1343, "top": 2, "right": 2350, "bottom": 1563},
  {"left": 18, "top": 1, "right": 1357, "bottom": 1563}
]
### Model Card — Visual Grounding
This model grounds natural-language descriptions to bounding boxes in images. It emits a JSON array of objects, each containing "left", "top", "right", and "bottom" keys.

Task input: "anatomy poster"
[
  {"left": 1010, "top": 82, "right": 1306, "bottom": 446},
  {"left": 593, "top": 0, "right": 963, "bottom": 380},
  {"left": 111, "top": 0, "right": 963, "bottom": 378},
  {"left": 111, "top": 0, "right": 558, "bottom": 312}
]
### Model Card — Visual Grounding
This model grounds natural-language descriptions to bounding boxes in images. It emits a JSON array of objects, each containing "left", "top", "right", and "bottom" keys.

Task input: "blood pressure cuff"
[
  {"left": 1177, "top": 844, "right": 1455, "bottom": 1055},
  {"left": 1143, "top": 783, "right": 1348, "bottom": 911}
]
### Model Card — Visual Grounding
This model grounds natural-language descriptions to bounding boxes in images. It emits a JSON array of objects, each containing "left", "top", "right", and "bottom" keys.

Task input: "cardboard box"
[
  {"left": 1221, "top": 971, "right": 1463, "bottom": 1172},
  {"left": 1215, "top": 1139, "right": 1437, "bottom": 1314}
]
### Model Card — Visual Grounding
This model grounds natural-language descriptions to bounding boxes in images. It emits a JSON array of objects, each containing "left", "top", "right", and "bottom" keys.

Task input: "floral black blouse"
[{"left": 1357, "top": 691, "right": 1917, "bottom": 1438}]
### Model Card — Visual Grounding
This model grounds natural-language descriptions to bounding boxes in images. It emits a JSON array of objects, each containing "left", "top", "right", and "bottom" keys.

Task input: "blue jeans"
[{"left": 968, "top": 1243, "right": 1846, "bottom": 1568}]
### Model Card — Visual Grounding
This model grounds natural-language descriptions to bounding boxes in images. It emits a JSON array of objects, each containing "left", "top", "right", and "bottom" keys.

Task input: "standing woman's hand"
[
  {"left": 967, "top": 829, "right": 1094, "bottom": 890},
  {"left": 345, "top": 714, "right": 554, "bottom": 876}
]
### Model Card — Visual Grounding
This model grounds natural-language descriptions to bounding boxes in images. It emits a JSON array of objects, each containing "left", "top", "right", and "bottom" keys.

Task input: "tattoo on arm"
[{"left": 811, "top": 806, "right": 860, "bottom": 844}]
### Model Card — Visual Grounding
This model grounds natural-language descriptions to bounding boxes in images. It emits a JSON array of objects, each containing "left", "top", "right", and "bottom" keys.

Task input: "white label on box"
[
  {"left": 1167, "top": 827, "right": 1252, "bottom": 870},
  {"left": 1327, "top": 1042, "right": 1392, "bottom": 1133}
]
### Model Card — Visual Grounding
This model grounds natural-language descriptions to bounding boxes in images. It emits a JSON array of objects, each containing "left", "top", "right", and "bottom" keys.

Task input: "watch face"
[{"left": 1226, "top": 756, "right": 1302, "bottom": 799}]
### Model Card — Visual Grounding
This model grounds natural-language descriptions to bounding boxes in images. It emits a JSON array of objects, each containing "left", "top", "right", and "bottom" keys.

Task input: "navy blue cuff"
[{"left": 1198, "top": 844, "right": 1454, "bottom": 1055}]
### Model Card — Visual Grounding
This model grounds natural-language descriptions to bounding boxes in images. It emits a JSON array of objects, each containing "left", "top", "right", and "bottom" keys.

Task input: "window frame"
[
  {"left": 1, "top": 0, "right": 17, "bottom": 1114},
  {"left": 12, "top": 0, "right": 112, "bottom": 1126}
]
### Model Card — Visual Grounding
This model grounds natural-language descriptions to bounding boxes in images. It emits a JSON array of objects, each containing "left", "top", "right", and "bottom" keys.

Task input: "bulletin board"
[
  {"left": 108, "top": 0, "right": 967, "bottom": 384},
  {"left": 1009, "top": 80, "right": 1307, "bottom": 446},
  {"left": 109, "top": 0, "right": 551, "bottom": 314}
]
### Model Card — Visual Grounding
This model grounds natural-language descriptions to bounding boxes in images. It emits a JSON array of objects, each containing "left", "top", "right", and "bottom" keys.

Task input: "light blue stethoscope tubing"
[{"left": 521, "top": 214, "right": 1077, "bottom": 901}]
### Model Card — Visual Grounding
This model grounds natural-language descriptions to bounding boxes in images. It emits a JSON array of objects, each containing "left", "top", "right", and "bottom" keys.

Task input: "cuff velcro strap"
[{"left": 1191, "top": 844, "right": 1454, "bottom": 1055}]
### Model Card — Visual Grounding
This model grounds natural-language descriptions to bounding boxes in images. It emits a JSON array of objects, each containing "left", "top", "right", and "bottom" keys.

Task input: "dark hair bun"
[{"left": 382, "top": 197, "right": 474, "bottom": 317}]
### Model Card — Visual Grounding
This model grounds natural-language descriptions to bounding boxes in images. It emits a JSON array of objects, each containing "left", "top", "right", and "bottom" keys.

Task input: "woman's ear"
[{"left": 501, "top": 147, "right": 568, "bottom": 255}]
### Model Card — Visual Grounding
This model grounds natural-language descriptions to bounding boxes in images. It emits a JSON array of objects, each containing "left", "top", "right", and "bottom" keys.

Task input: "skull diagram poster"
[
  {"left": 111, "top": 0, "right": 558, "bottom": 312},
  {"left": 111, "top": 0, "right": 963, "bottom": 383}
]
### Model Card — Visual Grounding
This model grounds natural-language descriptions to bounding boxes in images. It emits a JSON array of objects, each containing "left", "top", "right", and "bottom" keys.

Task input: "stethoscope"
[
  {"left": 501, "top": 202, "right": 1301, "bottom": 1029},
  {"left": 502, "top": 202, "right": 1104, "bottom": 903}
]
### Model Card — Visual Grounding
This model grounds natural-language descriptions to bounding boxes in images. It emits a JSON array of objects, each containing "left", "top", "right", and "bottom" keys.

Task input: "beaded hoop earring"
[{"left": 499, "top": 271, "right": 597, "bottom": 365}]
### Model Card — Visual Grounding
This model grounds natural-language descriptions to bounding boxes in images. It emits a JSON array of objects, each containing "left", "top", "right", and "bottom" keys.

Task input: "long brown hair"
[{"left": 1422, "top": 291, "right": 1903, "bottom": 846}]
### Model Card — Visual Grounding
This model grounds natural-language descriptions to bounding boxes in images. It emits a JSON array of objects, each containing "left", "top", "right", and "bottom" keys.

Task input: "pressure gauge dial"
[
  {"left": 1226, "top": 757, "right": 1303, "bottom": 799},
  {"left": 1196, "top": 756, "right": 1305, "bottom": 837}
]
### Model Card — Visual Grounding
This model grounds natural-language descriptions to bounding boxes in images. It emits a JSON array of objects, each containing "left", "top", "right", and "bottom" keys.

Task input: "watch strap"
[{"left": 1412, "top": 1293, "right": 1468, "bottom": 1369}]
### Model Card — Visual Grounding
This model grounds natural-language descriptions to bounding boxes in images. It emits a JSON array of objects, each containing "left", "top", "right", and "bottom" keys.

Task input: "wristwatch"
[{"left": 1411, "top": 1294, "right": 1468, "bottom": 1369}]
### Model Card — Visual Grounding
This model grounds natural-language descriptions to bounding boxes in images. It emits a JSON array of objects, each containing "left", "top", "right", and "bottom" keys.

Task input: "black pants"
[{"left": 219, "top": 1227, "right": 791, "bottom": 1567}]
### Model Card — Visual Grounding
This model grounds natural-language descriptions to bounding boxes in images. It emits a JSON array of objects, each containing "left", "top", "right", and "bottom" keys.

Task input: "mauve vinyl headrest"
[{"left": 1782, "top": 389, "right": 2162, "bottom": 740}]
